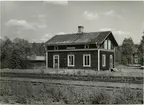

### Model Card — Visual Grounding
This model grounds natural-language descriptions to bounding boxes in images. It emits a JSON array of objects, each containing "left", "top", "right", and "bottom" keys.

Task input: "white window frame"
[
  {"left": 108, "top": 40, "right": 111, "bottom": 50},
  {"left": 67, "top": 54, "right": 75, "bottom": 67},
  {"left": 104, "top": 40, "right": 108, "bottom": 49},
  {"left": 84, "top": 45, "right": 89, "bottom": 49},
  {"left": 102, "top": 54, "right": 106, "bottom": 67},
  {"left": 83, "top": 54, "right": 91, "bottom": 67}
]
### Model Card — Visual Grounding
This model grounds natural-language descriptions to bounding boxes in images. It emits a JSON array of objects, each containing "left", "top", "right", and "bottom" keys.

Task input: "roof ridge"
[{"left": 55, "top": 31, "right": 112, "bottom": 36}]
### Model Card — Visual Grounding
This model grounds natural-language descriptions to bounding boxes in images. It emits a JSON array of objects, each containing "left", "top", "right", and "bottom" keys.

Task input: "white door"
[{"left": 53, "top": 55, "right": 59, "bottom": 69}]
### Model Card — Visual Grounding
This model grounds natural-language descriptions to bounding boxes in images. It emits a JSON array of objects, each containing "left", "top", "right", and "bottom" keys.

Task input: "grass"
[
  {"left": 0, "top": 64, "right": 143, "bottom": 77},
  {"left": 0, "top": 80, "right": 143, "bottom": 104}
]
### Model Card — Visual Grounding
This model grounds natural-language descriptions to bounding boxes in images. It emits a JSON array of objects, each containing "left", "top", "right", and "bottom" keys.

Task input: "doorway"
[
  {"left": 109, "top": 55, "right": 113, "bottom": 69},
  {"left": 53, "top": 55, "right": 59, "bottom": 69}
]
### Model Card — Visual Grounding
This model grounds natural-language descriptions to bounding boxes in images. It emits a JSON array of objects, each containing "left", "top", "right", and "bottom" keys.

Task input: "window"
[
  {"left": 108, "top": 40, "right": 111, "bottom": 50},
  {"left": 102, "top": 54, "right": 106, "bottom": 67},
  {"left": 104, "top": 40, "right": 108, "bottom": 49},
  {"left": 68, "top": 54, "right": 75, "bottom": 66},
  {"left": 83, "top": 54, "right": 91, "bottom": 67},
  {"left": 104, "top": 39, "right": 112, "bottom": 50},
  {"left": 54, "top": 46, "right": 58, "bottom": 50},
  {"left": 84, "top": 45, "right": 89, "bottom": 49}
]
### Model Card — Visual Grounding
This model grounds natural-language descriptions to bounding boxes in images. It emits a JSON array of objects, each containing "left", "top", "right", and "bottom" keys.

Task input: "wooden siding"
[
  {"left": 47, "top": 44, "right": 97, "bottom": 50},
  {"left": 100, "top": 50, "right": 114, "bottom": 70},
  {"left": 48, "top": 50, "right": 98, "bottom": 70}
]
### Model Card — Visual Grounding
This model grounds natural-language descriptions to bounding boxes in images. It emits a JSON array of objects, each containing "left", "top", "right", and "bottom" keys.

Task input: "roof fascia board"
[
  {"left": 99, "top": 31, "right": 111, "bottom": 45},
  {"left": 47, "top": 48, "right": 114, "bottom": 52}
]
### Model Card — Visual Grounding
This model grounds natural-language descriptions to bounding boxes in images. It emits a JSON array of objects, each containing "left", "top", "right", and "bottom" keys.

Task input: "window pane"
[
  {"left": 55, "top": 56, "right": 58, "bottom": 59},
  {"left": 55, "top": 59, "right": 58, "bottom": 63},
  {"left": 85, "top": 56, "right": 87, "bottom": 65},
  {"left": 68, "top": 55, "right": 74, "bottom": 66},
  {"left": 71, "top": 56, "right": 73, "bottom": 65},
  {"left": 104, "top": 40, "right": 108, "bottom": 49},
  {"left": 87, "top": 56, "right": 89, "bottom": 65},
  {"left": 108, "top": 40, "right": 111, "bottom": 50},
  {"left": 69, "top": 56, "right": 71, "bottom": 65}
]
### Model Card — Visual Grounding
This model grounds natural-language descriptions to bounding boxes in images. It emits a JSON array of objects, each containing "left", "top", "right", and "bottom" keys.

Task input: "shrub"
[
  {"left": 77, "top": 71, "right": 82, "bottom": 76},
  {"left": 15, "top": 95, "right": 27, "bottom": 104},
  {"left": 3, "top": 95, "right": 9, "bottom": 103},
  {"left": 89, "top": 89, "right": 111, "bottom": 104},
  {"left": 113, "top": 87, "right": 143, "bottom": 104},
  {"left": 11, "top": 81, "right": 34, "bottom": 104},
  {"left": 0, "top": 80, "right": 143, "bottom": 104}
]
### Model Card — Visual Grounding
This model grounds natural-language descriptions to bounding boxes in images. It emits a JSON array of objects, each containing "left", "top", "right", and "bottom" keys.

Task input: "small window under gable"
[
  {"left": 104, "top": 39, "right": 112, "bottom": 50},
  {"left": 54, "top": 46, "right": 58, "bottom": 50},
  {"left": 84, "top": 45, "right": 89, "bottom": 49},
  {"left": 108, "top": 40, "right": 111, "bottom": 50},
  {"left": 104, "top": 40, "right": 108, "bottom": 49}
]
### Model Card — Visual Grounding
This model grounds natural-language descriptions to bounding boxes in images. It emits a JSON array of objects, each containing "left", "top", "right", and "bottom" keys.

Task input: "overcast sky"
[{"left": 1, "top": 1, "right": 144, "bottom": 45}]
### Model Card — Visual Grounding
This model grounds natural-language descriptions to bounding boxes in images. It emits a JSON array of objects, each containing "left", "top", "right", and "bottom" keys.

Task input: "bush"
[
  {"left": 139, "top": 55, "right": 144, "bottom": 66},
  {"left": 0, "top": 80, "right": 143, "bottom": 104},
  {"left": 89, "top": 89, "right": 111, "bottom": 104},
  {"left": 3, "top": 95, "right": 9, "bottom": 103},
  {"left": 10, "top": 81, "right": 34, "bottom": 104},
  {"left": 113, "top": 88, "right": 143, "bottom": 104}
]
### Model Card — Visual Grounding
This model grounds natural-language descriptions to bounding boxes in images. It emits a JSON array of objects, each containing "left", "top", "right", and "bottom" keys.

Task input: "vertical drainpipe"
[
  {"left": 98, "top": 49, "right": 100, "bottom": 71},
  {"left": 46, "top": 51, "right": 48, "bottom": 69},
  {"left": 43, "top": 45, "right": 48, "bottom": 69},
  {"left": 114, "top": 47, "right": 116, "bottom": 68}
]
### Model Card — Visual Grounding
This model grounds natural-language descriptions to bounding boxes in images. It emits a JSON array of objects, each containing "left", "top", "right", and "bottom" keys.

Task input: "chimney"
[{"left": 78, "top": 26, "right": 84, "bottom": 33}]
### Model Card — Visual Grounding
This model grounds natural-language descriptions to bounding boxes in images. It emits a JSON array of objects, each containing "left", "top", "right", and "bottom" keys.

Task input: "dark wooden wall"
[
  {"left": 100, "top": 51, "right": 114, "bottom": 70},
  {"left": 48, "top": 50, "right": 98, "bottom": 70}
]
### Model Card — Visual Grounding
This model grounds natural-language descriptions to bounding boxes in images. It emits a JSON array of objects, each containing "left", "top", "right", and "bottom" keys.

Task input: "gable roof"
[{"left": 45, "top": 31, "right": 118, "bottom": 46}]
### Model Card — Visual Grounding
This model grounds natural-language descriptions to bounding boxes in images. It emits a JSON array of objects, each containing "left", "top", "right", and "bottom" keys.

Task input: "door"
[
  {"left": 53, "top": 55, "right": 59, "bottom": 69},
  {"left": 109, "top": 55, "right": 113, "bottom": 69}
]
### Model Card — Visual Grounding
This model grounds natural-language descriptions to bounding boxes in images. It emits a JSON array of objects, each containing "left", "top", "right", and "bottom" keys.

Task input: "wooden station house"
[{"left": 44, "top": 26, "right": 118, "bottom": 71}]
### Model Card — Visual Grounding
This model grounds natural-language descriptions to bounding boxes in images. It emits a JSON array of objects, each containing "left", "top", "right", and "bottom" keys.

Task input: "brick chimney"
[{"left": 78, "top": 26, "right": 84, "bottom": 33}]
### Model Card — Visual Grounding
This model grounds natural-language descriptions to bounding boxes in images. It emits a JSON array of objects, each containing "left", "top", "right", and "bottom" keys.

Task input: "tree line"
[
  {"left": 0, "top": 37, "right": 45, "bottom": 69},
  {"left": 119, "top": 33, "right": 144, "bottom": 65},
  {"left": 0, "top": 33, "right": 144, "bottom": 69}
]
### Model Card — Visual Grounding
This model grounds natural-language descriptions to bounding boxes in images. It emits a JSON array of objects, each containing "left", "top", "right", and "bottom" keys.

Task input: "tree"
[
  {"left": 0, "top": 37, "right": 13, "bottom": 68},
  {"left": 138, "top": 31, "right": 144, "bottom": 65},
  {"left": 31, "top": 42, "right": 45, "bottom": 56},
  {"left": 121, "top": 38, "right": 134, "bottom": 64},
  {"left": 138, "top": 32, "right": 144, "bottom": 54},
  {"left": 0, "top": 37, "right": 32, "bottom": 69}
]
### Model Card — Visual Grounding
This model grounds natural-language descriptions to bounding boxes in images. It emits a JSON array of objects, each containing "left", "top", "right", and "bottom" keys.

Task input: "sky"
[{"left": 1, "top": 1, "right": 144, "bottom": 45}]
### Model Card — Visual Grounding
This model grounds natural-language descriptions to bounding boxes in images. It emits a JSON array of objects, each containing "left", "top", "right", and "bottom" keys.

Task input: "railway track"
[
  {"left": 0, "top": 72, "right": 143, "bottom": 84},
  {"left": 0, "top": 77, "right": 143, "bottom": 91}
]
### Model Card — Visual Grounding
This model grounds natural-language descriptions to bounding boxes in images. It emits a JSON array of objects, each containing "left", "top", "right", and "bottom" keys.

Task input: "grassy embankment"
[{"left": 0, "top": 80, "right": 143, "bottom": 104}]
